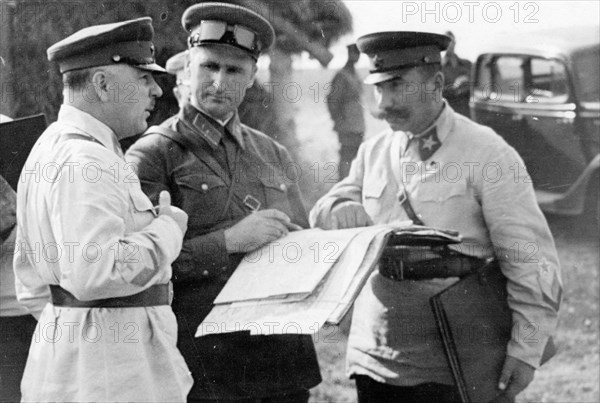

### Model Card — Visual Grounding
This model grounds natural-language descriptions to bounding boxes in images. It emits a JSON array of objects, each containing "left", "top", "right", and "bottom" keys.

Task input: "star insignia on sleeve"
[{"left": 539, "top": 258, "right": 551, "bottom": 275}]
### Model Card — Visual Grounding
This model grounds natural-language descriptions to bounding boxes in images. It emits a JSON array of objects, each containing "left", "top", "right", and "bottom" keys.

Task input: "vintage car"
[{"left": 470, "top": 27, "right": 599, "bottom": 217}]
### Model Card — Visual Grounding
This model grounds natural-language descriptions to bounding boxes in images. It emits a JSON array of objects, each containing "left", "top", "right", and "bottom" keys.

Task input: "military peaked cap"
[
  {"left": 47, "top": 17, "right": 165, "bottom": 74},
  {"left": 182, "top": 2, "right": 275, "bottom": 60},
  {"left": 165, "top": 51, "right": 188, "bottom": 75},
  {"left": 357, "top": 31, "right": 451, "bottom": 85}
]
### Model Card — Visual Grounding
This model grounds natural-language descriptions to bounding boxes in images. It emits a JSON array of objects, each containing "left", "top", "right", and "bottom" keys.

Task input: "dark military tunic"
[{"left": 126, "top": 104, "right": 321, "bottom": 399}]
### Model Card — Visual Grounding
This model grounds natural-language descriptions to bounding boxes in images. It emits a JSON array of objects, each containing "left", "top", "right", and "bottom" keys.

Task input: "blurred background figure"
[
  {"left": 0, "top": 121, "right": 39, "bottom": 401},
  {"left": 238, "top": 78, "right": 278, "bottom": 138},
  {"left": 442, "top": 31, "right": 473, "bottom": 117},
  {"left": 326, "top": 44, "right": 366, "bottom": 180},
  {"left": 166, "top": 50, "right": 191, "bottom": 110}
]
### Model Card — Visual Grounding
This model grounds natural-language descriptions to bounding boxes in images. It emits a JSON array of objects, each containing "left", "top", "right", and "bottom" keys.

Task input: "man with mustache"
[
  {"left": 126, "top": 3, "right": 321, "bottom": 402},
  {"left": 13, "top": 18, "right": 192, "bottom": 401},
  {"left": 310, "top": 32, "right": 561, "bottom": 402}
]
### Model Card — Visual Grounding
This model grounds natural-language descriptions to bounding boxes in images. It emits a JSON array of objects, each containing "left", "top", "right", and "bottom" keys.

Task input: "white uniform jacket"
[
  {"left": 13, "top": 105, "right": 193, "bottom": 402},
  {"left": 310, "top": 103, "right": 562, "bottom": 386}
]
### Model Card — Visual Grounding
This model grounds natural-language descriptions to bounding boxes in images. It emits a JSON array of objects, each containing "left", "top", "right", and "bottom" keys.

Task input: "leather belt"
[
  {"left": 50, "top": 284, "right": 171, "bottom": 308},
  {"left": 379, "top": 246, "right": 488, "bottom": 281}
]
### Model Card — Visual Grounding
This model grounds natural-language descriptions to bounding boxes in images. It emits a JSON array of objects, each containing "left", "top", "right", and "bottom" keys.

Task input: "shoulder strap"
[
  {"left": 145, "top": 125, "right": 232, "bottom": 187},
  {"left": 144, "top": 125, "right": 243, "bottom": 221},
  {"left": 145, "top": 125, "right": 194, "bottom": 152},
  {"left": 61, "top": 132, "right": 103, "bottom": 145},
  {"left": 399, "top": 190, "right": 425, "bottom": 226}
]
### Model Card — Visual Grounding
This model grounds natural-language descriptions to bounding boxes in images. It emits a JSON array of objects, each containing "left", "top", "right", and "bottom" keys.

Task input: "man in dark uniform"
[
  {"left": 126, "top": 3, "right": 321, "bottom": 402},
  {"left": 326, "top": 44, "right": 366, "bottom": 179},
  {"left": 441, "top": 31, "right": 472, "bottom": 116}
]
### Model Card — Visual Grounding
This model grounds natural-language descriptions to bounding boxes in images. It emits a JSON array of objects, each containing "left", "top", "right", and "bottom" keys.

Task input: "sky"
[{"left": 292, "top": 0, "right": 600, "bottom": 69}]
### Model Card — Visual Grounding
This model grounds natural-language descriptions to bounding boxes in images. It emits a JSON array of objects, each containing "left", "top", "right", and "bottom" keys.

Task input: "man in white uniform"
[
  {"left": 13, "top": 17, "right": 193, "bottom": 402},
  {"left": 310, "top": 31, "right": 562, "bottom": 402}
]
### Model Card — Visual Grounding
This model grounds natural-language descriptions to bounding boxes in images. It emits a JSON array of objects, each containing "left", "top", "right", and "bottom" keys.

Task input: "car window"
[
  {"left": 527, "top": 58, "right": 569, "bottom": 103},
  {"left": 475, "top": 55, "right": 570, "bottom": 104},
  {"left": 573, "top": 50, "right": 599, "bottom": 102},
  {"left": 475, "top": 55, "right": 523, "bottom": 103}
]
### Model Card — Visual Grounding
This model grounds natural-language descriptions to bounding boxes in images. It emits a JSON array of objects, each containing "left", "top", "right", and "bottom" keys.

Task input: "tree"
[{"left": 1, "top": 0, "right": 352, "bottom": 159}]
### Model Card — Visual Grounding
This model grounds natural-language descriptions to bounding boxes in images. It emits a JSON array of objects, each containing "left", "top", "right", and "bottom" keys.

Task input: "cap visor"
[
  {"left": 137, "top": 63, "right": 167, "bottom": 73},
  {"left": 363, "top": 70, "right": 405, "bottom": 85}
]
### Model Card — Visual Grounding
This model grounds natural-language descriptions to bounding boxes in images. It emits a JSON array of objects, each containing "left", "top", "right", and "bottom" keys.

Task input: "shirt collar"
[
  {"left": 397, "top": 100, "right": 454, "bottom": 150},
  {"left": 57, "top": 104, "right": 123, "bottom": 157},
  {"left": 179, "top": 104, "right": 245, "bottom": 150}
]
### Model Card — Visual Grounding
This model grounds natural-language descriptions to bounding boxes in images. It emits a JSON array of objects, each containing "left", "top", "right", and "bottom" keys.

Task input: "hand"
[
  {"left": 224, "top": 209, "right": 301, "bottom": 253},
  {"left": 329, "top": 201, "right": 373, "bottom": 229},
  {"left": 157, "top": 190, "right": 188, "bottom": 235},
  {"left": 496, "top": 356, "right": 535, "bottom": 401}
]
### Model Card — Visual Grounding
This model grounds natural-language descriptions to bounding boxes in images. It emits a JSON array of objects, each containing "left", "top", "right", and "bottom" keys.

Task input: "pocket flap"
[
  {"left": 129, "top": 188, "right": 154, "bottom": 212},
  {"left": 176, "top": 174, "right": 226, "bottom": 193},
  {"left": 363, "top": 179, "right": 386, "bottom": 199},
  {"left": 415, "top": 179, "right": 467, "bottom": 202},
  {"left": 259, "top": 175, "right": 289, "bottom": 193}
]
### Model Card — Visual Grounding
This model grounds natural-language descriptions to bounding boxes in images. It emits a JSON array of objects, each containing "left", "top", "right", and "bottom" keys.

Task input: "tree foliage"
[{"left": 4, "top": 0, "right": 351, "bottom": 122}]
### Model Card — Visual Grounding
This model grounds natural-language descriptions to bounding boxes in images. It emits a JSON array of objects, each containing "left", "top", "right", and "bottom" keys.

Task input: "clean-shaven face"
[
  {"left": 188, "top": 45, "right": 256, "bottom": 121},
  {"left": 102, "top": 64, "right": 163, "bottom": 138}
]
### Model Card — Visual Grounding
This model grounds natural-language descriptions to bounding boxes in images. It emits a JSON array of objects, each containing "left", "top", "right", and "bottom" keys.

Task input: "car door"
[{"left": 471, "top": 54, "right": 587, "bottom": 194}]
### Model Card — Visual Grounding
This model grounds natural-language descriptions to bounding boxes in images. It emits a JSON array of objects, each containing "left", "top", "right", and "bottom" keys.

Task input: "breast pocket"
[
  {"left": 413, "top": 177, "right": 467, "bottom": 203},
  {"left": 259, "top": 174, "right": 291, "bottom": 213},
  {"left": 362, "top": 178, "right": 388, "bottom": 221},
  {"left": 175, "top": 174, "right": 229, "bottom": 230},
  {"left": 128, "top": 187, "right": 156, "bottom": 231}
]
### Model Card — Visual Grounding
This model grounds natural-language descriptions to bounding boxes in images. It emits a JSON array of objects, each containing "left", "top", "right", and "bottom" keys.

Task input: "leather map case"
[
  {"left": 430, "top": 261, "right": 556, "bottom": 402},
  {"left": 0, "top": 114, "right": 47, "bottom": 190}
]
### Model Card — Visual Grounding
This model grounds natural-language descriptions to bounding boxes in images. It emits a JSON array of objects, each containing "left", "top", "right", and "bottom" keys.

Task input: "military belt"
[
  {"left": 379, "top": 247, "right": 487, "bottom": 281},
  {"left": 49, "top": 284, "right": 171, "bottom": 308}
]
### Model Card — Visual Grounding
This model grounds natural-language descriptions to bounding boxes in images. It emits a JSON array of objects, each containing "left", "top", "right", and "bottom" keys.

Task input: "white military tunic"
[
  {"left": 310, "top": 103, "right": 562, "bottom": 386},
  {"left": 13, "top": 105, "right": 193, "bottom": 402}
]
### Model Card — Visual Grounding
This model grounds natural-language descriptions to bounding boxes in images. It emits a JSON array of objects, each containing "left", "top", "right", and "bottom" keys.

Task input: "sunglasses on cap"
[{"left": 188, "top": 20, "right": 258, "bottom": 54}]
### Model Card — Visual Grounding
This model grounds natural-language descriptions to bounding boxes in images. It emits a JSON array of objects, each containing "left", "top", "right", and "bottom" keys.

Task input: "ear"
[
  {"left": 184, "top": 52, "right": 192, "bottom": 75},
  {"left": 433, "top": 70, "right": 445, "bottom": 91},
  {"left": 249, "top": 63, "right": 258, "bottom": 83},
  {"left": 90, "top": 69, "right": 109, "bottom": 101},
  {"left": 173, "top": 87, "right": 181, "bottom": 103}
]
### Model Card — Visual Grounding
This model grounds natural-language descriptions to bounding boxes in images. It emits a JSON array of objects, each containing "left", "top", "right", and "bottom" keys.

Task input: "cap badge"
[{"left": 373, "top": 55, "right": 384, "bottom": 69}]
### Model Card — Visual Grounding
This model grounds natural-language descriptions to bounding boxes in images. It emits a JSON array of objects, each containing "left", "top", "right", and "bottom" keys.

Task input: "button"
[
  {"left": 202, "top": 270, "right": 209, "bottom": 276},
  {"left": 279, "top": 183, "right": 287, "bottom": 191},
  {"left": 221, "top": 266, "right": 227, "bottom": 271},
  {"left": 201, "top": 183, "right": 208, "bottom": 192},
  {"left": 112, "top": 55, "right": 121, "bottom": 62}
]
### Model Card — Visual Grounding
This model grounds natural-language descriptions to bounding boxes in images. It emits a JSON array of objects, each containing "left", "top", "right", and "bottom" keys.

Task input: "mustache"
[{"left": 373, "top": 107, "right": 410, "bottom": 121}]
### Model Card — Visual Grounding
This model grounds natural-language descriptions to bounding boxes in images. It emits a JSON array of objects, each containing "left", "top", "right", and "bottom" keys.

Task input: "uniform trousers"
[
  {"left": 0, "top": 315, "right": 37, "bottom": 402},
  {"left": 189, "top": 389, "right": 309, "bottom": 403},
  {"left": 354, "top": 375, "right": 461, "bottom": 403}
]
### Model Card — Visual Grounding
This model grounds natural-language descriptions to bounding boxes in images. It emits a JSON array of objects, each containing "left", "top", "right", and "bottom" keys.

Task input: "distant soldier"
[
  {"left": 326, "top": 43, "right": 366, "bottom": 179},
  {"left": 166, "top": 50, "right": 191, "bottom": 109},
  {"left": 442, "top": 31, "right": 473, "bottom": 117},
  {"left": 238, "top": 78, "right": 278, "bottom": 138}
]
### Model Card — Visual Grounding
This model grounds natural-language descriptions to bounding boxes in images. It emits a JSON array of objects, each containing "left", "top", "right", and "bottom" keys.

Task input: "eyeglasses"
[{"left": 188, "top": 20, "right": 258, "bottom": 53}]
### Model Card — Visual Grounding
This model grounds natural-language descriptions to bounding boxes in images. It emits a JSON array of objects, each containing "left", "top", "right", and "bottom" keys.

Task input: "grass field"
[{"left": 280, "top": 69, "right": 600, "bottom": 403}]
